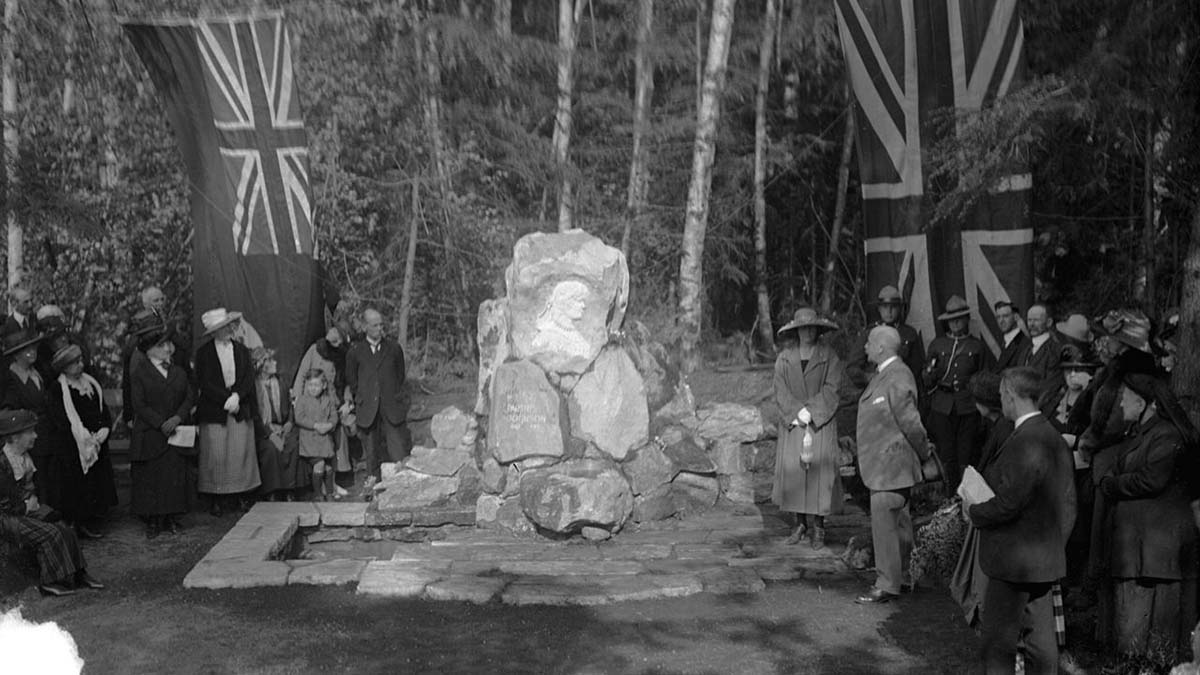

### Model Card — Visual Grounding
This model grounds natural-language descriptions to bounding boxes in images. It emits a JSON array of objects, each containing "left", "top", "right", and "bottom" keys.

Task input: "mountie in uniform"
[
  {"left": 923, "top": 295, "right": 990, "bottom": 490},
  {"left": 845, "top": 285, "right": 926, "bottom": 397}
]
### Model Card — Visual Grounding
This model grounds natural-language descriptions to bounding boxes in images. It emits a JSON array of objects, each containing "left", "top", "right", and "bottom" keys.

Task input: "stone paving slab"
[
  {"left": 495, "top": 560, "right": 645, "bottom": 576},
  {"left": 425, "top": 575, "right": 509, "bottom": 603},
  {"left": 184, "top": 561, "right": 291, "bottom": 589},
  {"left": 244, "top": 502, "right": 320, "bottom": 527},
  {"left": 316, "top": 502, "right": 369, "bottom": 526},
  {"left": 501, "top": 574, "right": 704, "bottom": 606},
  {"left": 287, "top": 559, "right": 368, "bottom": 586},
  {"left": 593, "top": 544, "right": 674, "bottom": 560},
  {"left": 696, "top": 566, "right": 767, "bottom": 594},
  {"left": 356, "top": 562, "right": 447, "bottom": 597}
]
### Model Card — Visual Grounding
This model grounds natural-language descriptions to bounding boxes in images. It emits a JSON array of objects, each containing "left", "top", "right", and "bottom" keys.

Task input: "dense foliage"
[{"left": 2, "top": 0, "right": 1198, "bottom": 386}]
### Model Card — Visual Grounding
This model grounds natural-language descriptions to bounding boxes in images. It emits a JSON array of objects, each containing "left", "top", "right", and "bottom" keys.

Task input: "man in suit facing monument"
[
  {"left": 345, "top": 308, "right": 412, "bottom": 482},
  {"left": 991, "top": 300, "right": 1026, "bottom": 372},
  {"left": 855, "top": 326, "right": 936, "bottom": 604}
]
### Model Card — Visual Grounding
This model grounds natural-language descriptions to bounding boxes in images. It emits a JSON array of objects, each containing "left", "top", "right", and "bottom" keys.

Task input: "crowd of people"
[
  {"left": 0, "top": 286, "right": 412, "bottom": 597},
  {"left": 772, "top": 285, "right": 1199, "bottom": 670}
]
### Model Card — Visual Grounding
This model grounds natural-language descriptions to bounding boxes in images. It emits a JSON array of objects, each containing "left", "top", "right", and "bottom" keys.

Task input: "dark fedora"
[
  {"left": 937, "top": 295, "right": 971, "bottom": 321},
  {"left": 1, "top": 328, "right": 43, "bottom": 357},
  {"left": 0, "top": 409, "right": 37, "bottom": 437},
  {"left": 777, "top": 307, "right": 839, "bottom": 335},
  {"left": 873, "top": 285, "right": 905, "bottom": 306},
  {"left": 128, "top": 310, "right": 166, "bottom": 338}
]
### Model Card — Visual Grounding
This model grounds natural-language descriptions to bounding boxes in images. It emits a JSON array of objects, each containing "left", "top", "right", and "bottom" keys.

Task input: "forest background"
[{"left": 2, "top": 0, "right": 1199, "bottom": 401}]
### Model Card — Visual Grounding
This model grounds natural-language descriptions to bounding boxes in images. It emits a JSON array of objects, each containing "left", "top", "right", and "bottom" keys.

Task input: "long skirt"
[
  {"left": 772, "top": 424, "right": 839, "bottom": 516},
  {"left": 257, "top": 426, "right": 303, "bottom": 494},
  {"left": 1105, "top": 577, "right": 1199, "bottom": 657},
  {"left": 131, "top": 447, "right": 189, "bottom": 517},
  {"left": 0, "top": 515, "right": 85, "bottom": 585},
  {"left": 198, "top": 417, "right": 261, "bottom": 494}
]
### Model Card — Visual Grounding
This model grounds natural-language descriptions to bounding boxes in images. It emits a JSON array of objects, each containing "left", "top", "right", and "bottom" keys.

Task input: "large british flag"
[
  {"left": 125, "top": 11, "right": 326, "bottom": 385},
  {"left": 835, "top": 0, "right": 1033, "bottom": 354}
]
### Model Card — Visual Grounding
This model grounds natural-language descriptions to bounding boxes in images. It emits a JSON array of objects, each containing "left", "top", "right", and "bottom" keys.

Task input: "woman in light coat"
[{"left": 772, "top": 307, "right": 842, "bottom": 549}]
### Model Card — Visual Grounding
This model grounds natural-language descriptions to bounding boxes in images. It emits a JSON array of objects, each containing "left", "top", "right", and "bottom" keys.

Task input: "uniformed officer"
[
  {"left": 845, "top": 286, "right": 926, "bottom": 396},
  {"left": 923, "top": 295, "right": 991, "bottom": 490}
]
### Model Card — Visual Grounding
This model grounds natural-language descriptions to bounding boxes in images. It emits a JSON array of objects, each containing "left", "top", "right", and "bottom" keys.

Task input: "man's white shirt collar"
[
  {"left": 1030, "top": 332, "right": 1051, "bottom": 353},
  {"left": 876, "top": 355, "right": 900, "bottom": 373},
  {"left": 1014, "top": 411, "right": 1040, "bottom": 429},
  {"left": 1003, "top": 327, "right": 1021, "bottom": 347}
]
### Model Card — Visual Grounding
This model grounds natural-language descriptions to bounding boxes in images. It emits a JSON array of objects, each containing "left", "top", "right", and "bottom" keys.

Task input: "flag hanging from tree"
[
  {"left": 835, "top": 0, "right": 1033, "bottom": 355},
  {"left": 124, "top": 11, "right": 325, "bottom": 385}
]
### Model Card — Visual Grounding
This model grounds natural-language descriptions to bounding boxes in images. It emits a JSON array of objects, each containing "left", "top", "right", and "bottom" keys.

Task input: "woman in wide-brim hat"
[
  {"left": 772, "top": 308, "right": 844, "bottom": 549},
  {"left": 0, "top": 408, "right": 104, "bottom": 596},
  {"left": 0, "top": 328, "right": 72, "bottom": 522},
  {"left": 193, "top": 308, "right": 261, "bottom": 516},
  {"left": 128, "top": 321, "right": 195, "bottom": 538},
  {"left": 45, "top": 343, "right": 117, "bottom": 539},
  {"left": 1095, "top": 372, "right": 1199, "bottom": 658}
]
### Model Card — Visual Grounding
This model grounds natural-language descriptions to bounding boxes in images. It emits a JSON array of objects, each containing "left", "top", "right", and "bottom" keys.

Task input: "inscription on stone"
[{"left": 488, "top": 360, "right": 566, "bottom": 464}]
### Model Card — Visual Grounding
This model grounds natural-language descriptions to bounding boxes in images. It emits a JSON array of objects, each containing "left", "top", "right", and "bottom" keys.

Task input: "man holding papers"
[
  {"left": 854, "top": 326, "right": 936, "bottom": 604},
  {"left": 965, "top": 367, "right": 1076, "bottom": 674}
]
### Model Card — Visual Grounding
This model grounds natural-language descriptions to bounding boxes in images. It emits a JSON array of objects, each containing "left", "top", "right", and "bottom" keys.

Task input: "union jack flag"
[
  {"left": 197, "top": 14, "right": 313, "bottom": 256},
  {"left": 835, "top": 0, "right": 1033, "bottom": 354}
]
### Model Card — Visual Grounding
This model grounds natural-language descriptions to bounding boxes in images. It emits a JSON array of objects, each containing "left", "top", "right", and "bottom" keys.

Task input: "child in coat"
[{"left": 294, "top": 369, "right": 338, "bottom": 500}]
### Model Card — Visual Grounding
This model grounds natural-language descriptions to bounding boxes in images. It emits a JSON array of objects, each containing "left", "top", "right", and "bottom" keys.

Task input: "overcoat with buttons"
[{"left": 855, "top": 359, "right": 930, "bottom": 492}]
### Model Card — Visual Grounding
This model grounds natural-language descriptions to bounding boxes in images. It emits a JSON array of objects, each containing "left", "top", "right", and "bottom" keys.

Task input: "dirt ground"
[{"left": 0, "top": 368, "right": 1073, "bottom": 673}]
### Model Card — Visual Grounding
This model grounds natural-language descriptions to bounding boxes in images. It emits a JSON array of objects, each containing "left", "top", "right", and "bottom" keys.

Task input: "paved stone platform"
[{"left": 184, "top": 502, "right": 852, "bottom": 604}]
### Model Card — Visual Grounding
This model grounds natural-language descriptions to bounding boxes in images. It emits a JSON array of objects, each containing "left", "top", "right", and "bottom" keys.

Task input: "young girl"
[{"left": 294, "top": 369, "right": 338, "bottom": 500}]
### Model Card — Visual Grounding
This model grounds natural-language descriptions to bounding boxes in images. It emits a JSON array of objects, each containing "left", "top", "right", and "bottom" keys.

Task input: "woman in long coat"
[
  {"left": 45, "top": 344, "right": 116, "bottom": 538},
  {"left": 129, "top": 321, "right": 194, "bottom": 538},
  {"left": 1096, "top": 372, "right": 1199, "bottom": 658},
  {"left": 772, "top": 307, "right": 842, "bottom": 549},
  {"left": 291, "top": 326, "right": 351, "bottom": 474},
  {"left": 194, "top": 308, "right": 260, "bottom": 515}
]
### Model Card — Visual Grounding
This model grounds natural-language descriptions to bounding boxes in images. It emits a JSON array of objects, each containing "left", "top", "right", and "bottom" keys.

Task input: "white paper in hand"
[
  {"left": 957, "top": 466, "right": 995, "bottom": 505},
  {"left": 168, "top": 425, "right": 197, "bottom": 448}
]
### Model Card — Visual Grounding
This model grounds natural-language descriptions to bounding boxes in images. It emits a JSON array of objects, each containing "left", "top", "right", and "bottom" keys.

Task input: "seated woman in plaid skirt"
[{"left": 0, "top": 408, "right": 104, "bottom": 596}]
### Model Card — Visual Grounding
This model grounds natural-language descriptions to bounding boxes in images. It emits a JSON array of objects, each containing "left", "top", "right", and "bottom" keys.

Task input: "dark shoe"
[
  {"left": 75, "top": 525, "right": 104, "bottom": 540},
  {"left": 209, "top": 502, "right": 223, "bottom": 518},
  {"left": 784, "top": 524, "right": 807, "bottom": 546},
  {"left": 855, "top": 588, "right": 899, "bottom": 604},
  {"left": 146, "top": 522, "right": 160, "bottom": 540},
  {"left": 38, "top": 582, "right": 76, "bottom": 597},
  {"left": 900, "top": 580, "right": 918, "bottom": 593},
  {"left": 811, "top": 527, "right": 826, "bottom": 550},
  {"left": 166, "top": 519, "right": 179, "bottom": 535},
  {"left": 75, "top": 572, "right": 105, "bottom": 590}
]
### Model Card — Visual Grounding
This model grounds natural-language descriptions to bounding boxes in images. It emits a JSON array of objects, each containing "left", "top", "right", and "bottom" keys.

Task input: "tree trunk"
[
  {"left": 820, "top": 102, "right": 855, "bottom": 314},
  {"left": 398, "top": 177, "right": 420, "bottom": 348},
  {"left": 678, "top": 0, "right": 737, "bottom": 375},
  {"left": 622, "top": 0, "right": 654, "bottom": 258},
  {"left": 62, "top": 21, "right": 74, "bottom": 115},
  {"left": 1141, "top": 114, "right": 1156, "bottom": 313},
  {"left": 552, "top": 0, "right": 585, "bottom": 232},
  {"left": 752, "top": 0, "right": 777, "bottom": 355},
  {"left": 4, "top": 0, "right": 19, "bottom": 290},
  {"left": 493, "top": 0, "right": 512, "bottom": 114},
  {"left": 1174, "top": 201, "right": 1200, "bottom": 399}
]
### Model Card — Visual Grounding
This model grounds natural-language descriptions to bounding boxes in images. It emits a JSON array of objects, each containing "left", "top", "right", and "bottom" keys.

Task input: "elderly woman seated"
[{"left": 0, "top": 408, "right": 104, "bottom": 596}]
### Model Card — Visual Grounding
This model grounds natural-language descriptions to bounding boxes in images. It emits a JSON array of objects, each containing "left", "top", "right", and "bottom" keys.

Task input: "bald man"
[
  {"left": 345, "top": 308, "right": 412, "bottom": 482},
  {"left": 855, "top": 326, "right": 936, "bottom": 604}
]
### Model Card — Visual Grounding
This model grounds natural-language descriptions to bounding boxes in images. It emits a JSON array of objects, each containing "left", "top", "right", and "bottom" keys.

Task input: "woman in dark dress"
[
  {"left": 129, "top": 321, "right": 195, "bottom": 539},
  {"left": 45, "top": 344, "right": 116, "bottom": 538},
  {"left": 1, "top": 329, "right": 72, "bottom": 527}
]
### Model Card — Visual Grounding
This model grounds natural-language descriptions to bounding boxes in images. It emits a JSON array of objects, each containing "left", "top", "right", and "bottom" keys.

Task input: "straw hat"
[
  {"left": 937, "top": 295, "right": 971, "bottom": 321},
  {"left": 201, "top": 308, "right": 242, "bottom": 336},
  {"left": 1, "top": 328, "right": 42, "bottom": 357},
  {"left": 50, "top": 344, "right": 83, "bottom": 373},
  {"left": 873, "top": 285, "right": 905, "bottom": 306},
  {"left": 0, "top": 409, "right": 37, "bottom": 437},
  {"left": 777, "top": 307, "right": 838, "bottom": 335}
]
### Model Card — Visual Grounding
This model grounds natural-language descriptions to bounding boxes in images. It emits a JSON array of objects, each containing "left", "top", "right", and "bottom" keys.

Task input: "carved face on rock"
[{"left": 541, "top": 281, "right": 589, "bottom": 326}]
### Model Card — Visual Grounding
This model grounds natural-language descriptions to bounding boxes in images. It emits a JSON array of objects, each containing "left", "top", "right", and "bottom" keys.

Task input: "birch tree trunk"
[
  {"left": 398, "top": 176, "right": 420, "bottom": 348},
  {"left": 752, "top": 0, "right": 778, "bottom": 355},
  {"left": 552, "top": 0, "right": 585, "bottom": 232},
  {"left": 819, "top": 102, "right": 855, "bottom": 314},
  {"left": 493, "top": 0, "right": 512, "bottom": 114},
  {"left": 678, "top": 0, "right": 737, "bottom": 375},
  {"left": 3, "top": 0, "right": 19, "bottom": 289},
  {"left": 622, "top": 0, "right": 654, "bottom": 258}
]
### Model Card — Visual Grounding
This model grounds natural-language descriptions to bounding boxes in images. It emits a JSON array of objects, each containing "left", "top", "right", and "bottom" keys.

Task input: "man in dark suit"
[
  {"left": 3, "top": 287, "right": 33, "bottom": 336},
  {"left": 967, "top": 366, "right": 1076, "bottom": 673},
  {"left": 855, "top": 326, "right": 936, "bottom": 604},
  {"left": 991, "top": 300, "right": 1027, "bottom": 372},
  {"left": 1019, "top": 303, "right": 1064, "bottom": 398},
  {"left": 345, "top": 308, "right": 411, "bottom": 481}
]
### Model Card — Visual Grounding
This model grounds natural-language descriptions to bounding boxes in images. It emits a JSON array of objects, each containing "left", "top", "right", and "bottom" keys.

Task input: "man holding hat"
[
  {"left": 846, "top": 286, "right": 926, "bottom": 398},
  {"left": 924, "top": 295, "right": 991, "bottom": 490}
]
